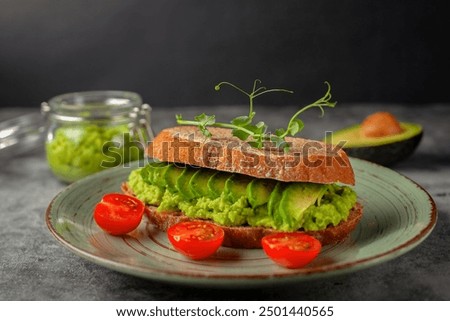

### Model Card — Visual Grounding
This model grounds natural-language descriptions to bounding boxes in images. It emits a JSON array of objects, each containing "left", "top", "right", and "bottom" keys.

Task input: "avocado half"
[{"left": 328, "top": 122, "right": 423, "bottom": 166}]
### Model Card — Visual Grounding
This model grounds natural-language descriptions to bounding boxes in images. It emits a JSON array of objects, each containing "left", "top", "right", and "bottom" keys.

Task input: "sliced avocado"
[
  {"left": 207, "top": 171, "right": 232, "bottom": 199},
  {"left": 141, "top": 161, "right": 170, "bottom": 185},
  {"left": 175, "top": 167, "right": 198, "bottom": 200},
  {"left": 267, "top": 182, "right": 284, "bottom": 219},
  {"left": 152, "top": 163, "right": 172, "bottom": 187},
  {"left": 189, "top": 169, "right": 215, "bottom": 197},
  {"left": 247, "top": 178, "right": 277, "bottom": 208},
  {"left": 328, "top": 122, "right": 422, "bottom": 165},
  {"left": 164, "top": 164, "right": 186, "bottom": 192},
  {"left": 223, "top": 174, "right": 253, "bottom": 203},
  {"left": 278, "top": 183, "right": 327, "bottom": 228}
]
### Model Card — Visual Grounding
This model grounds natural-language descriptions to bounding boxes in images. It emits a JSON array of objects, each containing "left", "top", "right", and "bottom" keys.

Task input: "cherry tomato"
[
  {"left": 261, "top": 233, "right": 322, "bottom": 269},
  {"left": 167, "top": 221, "right": 225, "bottom": 260},
  {"left": 93, "top": 193, "right": 145, "bottom": 235}
]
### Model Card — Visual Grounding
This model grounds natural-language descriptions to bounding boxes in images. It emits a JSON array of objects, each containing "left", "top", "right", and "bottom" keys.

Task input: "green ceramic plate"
[{"left": 45, "top": 158, "right": 437, "bottom": 287}]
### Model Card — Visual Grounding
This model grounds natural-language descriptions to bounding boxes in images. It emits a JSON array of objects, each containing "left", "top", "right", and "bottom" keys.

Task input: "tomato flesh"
[
  {"left": 167, "top": 221, "right": 225, "bottom": 260},
  {"left": 262, "top": 233, "right": 322, "bottom": 269},
  {"left": 93, "top": 193, "right": 145, "bottom": 235}
]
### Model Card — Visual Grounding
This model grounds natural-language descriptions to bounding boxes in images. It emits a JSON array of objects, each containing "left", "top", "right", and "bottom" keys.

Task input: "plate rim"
[{"left": 45, "top": 158, "right": 438, "bottom": 287}]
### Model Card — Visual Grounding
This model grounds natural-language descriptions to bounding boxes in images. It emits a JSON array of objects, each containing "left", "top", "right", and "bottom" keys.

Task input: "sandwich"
[{"left": 121, "top": 125, "right": 363, "bottom": 248}]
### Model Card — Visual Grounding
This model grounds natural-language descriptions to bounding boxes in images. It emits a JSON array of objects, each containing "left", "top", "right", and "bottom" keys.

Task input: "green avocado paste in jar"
[{"left": 42, "top": 91, "right": 153, "bottom": 183}]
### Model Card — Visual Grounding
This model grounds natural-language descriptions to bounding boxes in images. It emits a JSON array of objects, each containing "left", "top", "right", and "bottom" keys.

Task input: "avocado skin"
[
  {"left": 329, "top": 122, "right": 423, "bottom": 166},
  {"left": 344, "top": 131, "right": 423, "bottom": 165}
]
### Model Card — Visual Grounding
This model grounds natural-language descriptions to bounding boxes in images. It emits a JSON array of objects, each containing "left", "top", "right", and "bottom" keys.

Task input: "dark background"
[{"left": 0, "top": 0, "right": 448, "bottom": 108}]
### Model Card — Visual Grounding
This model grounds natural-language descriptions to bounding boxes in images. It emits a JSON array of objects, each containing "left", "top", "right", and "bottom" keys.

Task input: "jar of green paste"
[{"left": 41, "top": 91, "right": 154, "bottom": 183}]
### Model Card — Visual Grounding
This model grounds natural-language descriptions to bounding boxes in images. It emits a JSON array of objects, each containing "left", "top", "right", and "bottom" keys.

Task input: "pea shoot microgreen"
[{"left": 175, "top": 79, "right": 336, "bottom": 151}]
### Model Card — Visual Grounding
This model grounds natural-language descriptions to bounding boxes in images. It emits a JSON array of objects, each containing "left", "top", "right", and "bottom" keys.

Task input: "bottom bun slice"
[{"left": 122, "top": 182, "right": 363, "bottom": 249}]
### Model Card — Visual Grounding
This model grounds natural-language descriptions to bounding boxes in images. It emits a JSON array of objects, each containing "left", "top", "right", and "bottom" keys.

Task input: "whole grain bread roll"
[
  {"left": 147, "top": 126, "right": 355, "bottom": 185},
  {"left": 126, "top": 126, "right": 362, "bottom": 248}
]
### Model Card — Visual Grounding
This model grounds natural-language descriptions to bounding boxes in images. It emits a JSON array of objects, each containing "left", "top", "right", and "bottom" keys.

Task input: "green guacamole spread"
[
  {"left": 128, "top": 163, "right": 357, "bottom": 232},
  {"left": 46, "top": 124, "right": 143, "bottom": 182}
]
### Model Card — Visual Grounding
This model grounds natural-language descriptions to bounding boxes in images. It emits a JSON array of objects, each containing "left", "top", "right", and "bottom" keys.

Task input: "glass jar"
[{"left": 41, "top": 91, "right": 154, "bottom": 183}]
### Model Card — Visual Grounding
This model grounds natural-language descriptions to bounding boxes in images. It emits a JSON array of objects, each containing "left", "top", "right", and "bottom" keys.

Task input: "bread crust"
[
  {"left": 122, "top": 183, "right": 363, "bottom": 248},
  {"left": 147, "top": 126, "right": 355, "bottom": 185},
  {"left": 143, "top": 203, "right": 363, "bottom": 248}
]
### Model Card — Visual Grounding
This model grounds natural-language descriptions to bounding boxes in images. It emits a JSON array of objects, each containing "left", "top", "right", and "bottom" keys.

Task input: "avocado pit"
[
  {"left": 329, "top": 112, "right": 422, "bottom": 166},
  {"left": 360, "top": 111, "right": 404, "bottom": 137}
]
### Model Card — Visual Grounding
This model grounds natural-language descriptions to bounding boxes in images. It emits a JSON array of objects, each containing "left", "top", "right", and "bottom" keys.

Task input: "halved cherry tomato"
[
  {"left": 93, "top": 193, "right": 145, "bottom": 235},
  {"left": 167, "top": 221, "right": 225, "bottom": 260},
  {"left": 261, "top": 233, "right": 322, "bottom": 269}
]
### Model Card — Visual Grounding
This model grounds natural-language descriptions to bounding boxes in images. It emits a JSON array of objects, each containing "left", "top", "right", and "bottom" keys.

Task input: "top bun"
[{"left": 147, "top": 126, "right": 355, "bottom": 185}]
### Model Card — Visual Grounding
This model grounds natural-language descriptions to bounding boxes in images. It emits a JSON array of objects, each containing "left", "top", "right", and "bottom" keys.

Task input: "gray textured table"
[{"left": 1, "top": 104, "right": 449, "bottom": 300}]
